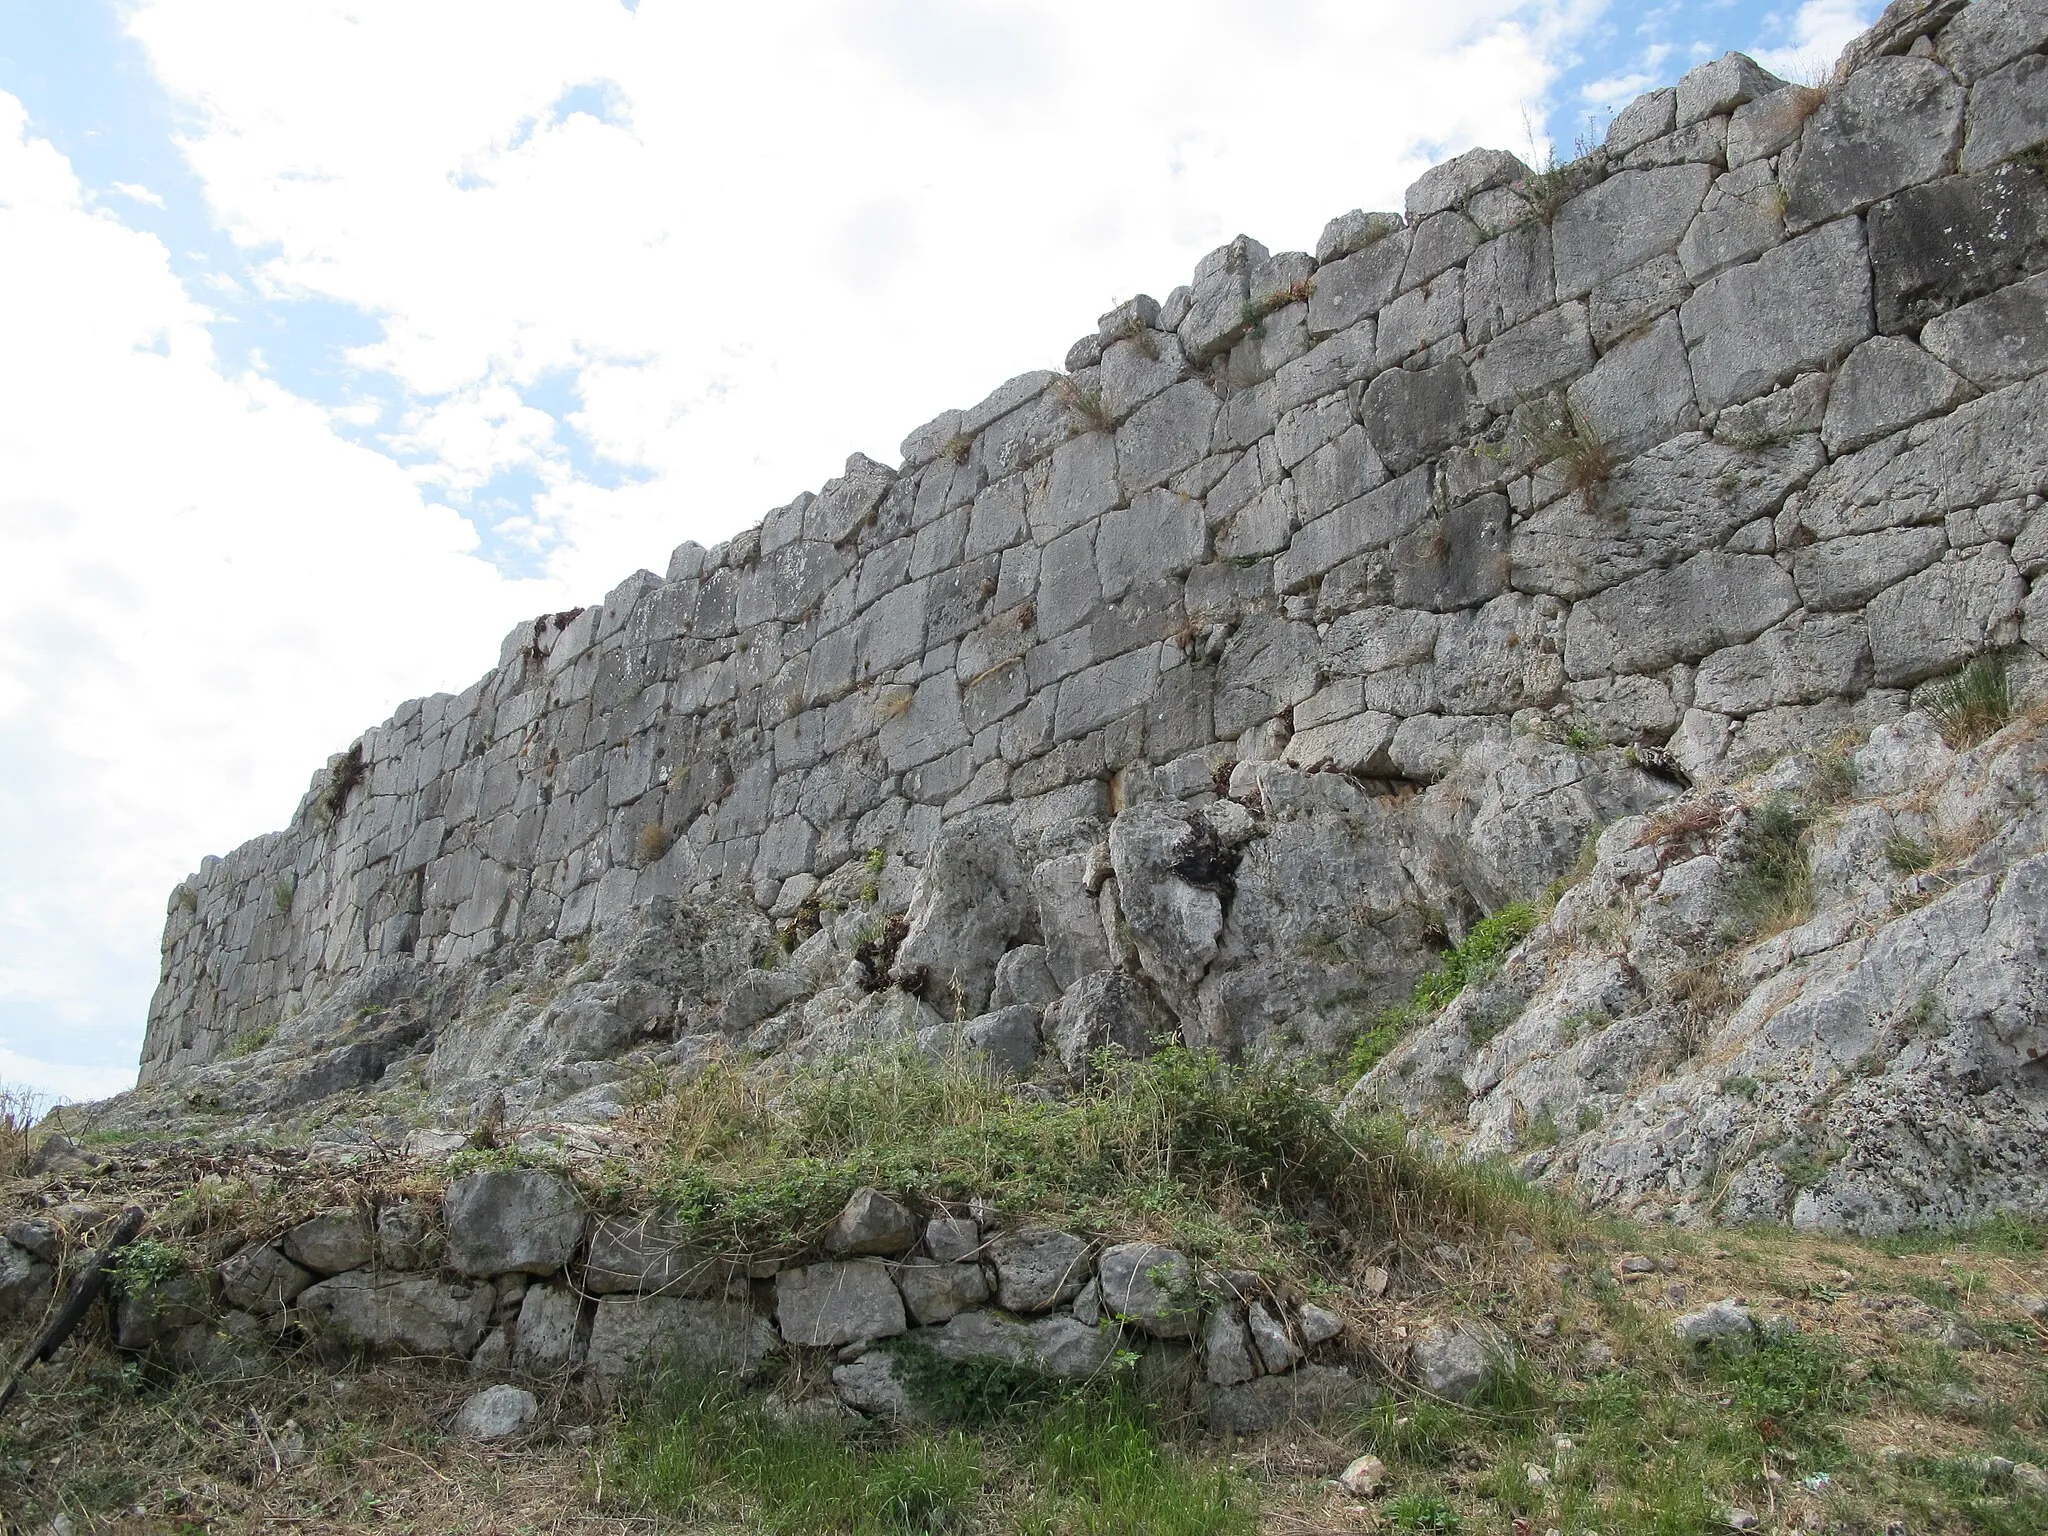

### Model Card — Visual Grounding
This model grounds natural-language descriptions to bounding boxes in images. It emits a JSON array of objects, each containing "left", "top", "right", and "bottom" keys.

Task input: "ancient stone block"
[
  {"left": 1784, "top": 57, "right": 1964, "bottom": 231},
  {"left": 1681, "top": 218, "right": 1873, "bottom": 412}
]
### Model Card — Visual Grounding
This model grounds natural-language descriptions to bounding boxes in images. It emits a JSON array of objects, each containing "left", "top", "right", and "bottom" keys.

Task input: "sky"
[{"left": 0, "top": 0, "right": 1880, "bottom": 1107}]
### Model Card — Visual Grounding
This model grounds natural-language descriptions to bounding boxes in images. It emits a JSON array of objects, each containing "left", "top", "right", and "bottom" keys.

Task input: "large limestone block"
[
  {"left": 1308, "top": 230, "right": 1410, "bottom": 339},
  {"left": 1470, "top": 302, "right": 1593, "bottom": 413},
  {"left": 1784, "top": 56, "right": 1964, "bottom": 231},
  {"left": 987, "top": 1226, "right": 1092, "bottom": 1312},
  {"left": 1553, "top": 165, "right": 1713, "bottom": 298},
  {"left": 1564, "top": 553, "right": 1798, "bottom": 680},
  {"left": 1213, "top": 615, "right": 1320, "bottom": 739},
  {"left": 1963, "top": 55, "right": 2048, "bottom": 173},
  {"left": 773, "top": 1260, "right": 907, "bottom": 1348},
  {"left": 1096, "top": 1242, "right": 1198, "bottom": 1338},
  {"left": 1675, "top": 52, "right": 1785, "bottom": 128},
  {"left": 1275, "top": 465, "right": 1434, "bottom": 591},
  {"left": 892, "top": 807, "right": 1027, "bottom": 1016},
  {"left": 925, "top": 1310, "right": 1117, "bottom": 1378},
  {"left": 1117, "top": 380, "right": 1218, "bottom": 492},
  {"left": 1793, "top": 526, "right": 1949, "bottom": 611},
  {"left": 1360, "top": 361, "right": 1479, "bottom": 475},
  {"left": 1677, "top": 161, "right": 1787, "bottom": 284},
  {"left": 1406, "top": 146, "right": 1530, "bottom": 221},
  {"left": 298, "top": 1272, "right": 494, "bottom": 1359},
  {"left": 1033, "top": 854, "right": 1114, "bottom": 989},
  {"left": 585, "top": 1296, "right": 777, "bottom": 1385},
  {"left": 894, "top": 1260, "right": 991, "bottom": 1326},
  {"left": 1049, "top": 970, "right": 1177, "bottom": 1076},
  {"left": 1921, "top": 273, "right": 2048, "bottom": 389},
  {"left": 1464, "top": 223, "right": 1554, "bottom": 345},
  {"left": 1681, "top": 218, "right": 1873, "bottom": 412},
  {"left": 1108, "top": 803, "right": 1228, "bottom": 990},
  {"left": 1568, "top": 312, "right": 1698, "bottom": 459},
  {"left": 1693, "top": 617, "right": 1874, "bottom": 715},
  {"left": 512, "top": 1283, "right": 585, "bottom": 1376},
  {"left": 280, "top": 1211, "right": 374, "bottom": 1276},
  {"left": 1870, "top": 164, "right": 2048, "bottom": 335},
  {"left": 1096, "top": 491, "right": 1206, "bottom": 599},
  {"left": 218, "top": 1242, "right": 313, "bottom": 1318},
  {"left": 444, "top": 1170, "right": 586, "bottom": 1278},
  {"left": 1822, "top": 336, "right": 1973, "bottom": 453},
  {"left": 1866, "top": 548, "right": 2026, "bottom": 684},
  {"left": 1408, "top": 1322, "right": 1509, "bottom": 1402},
  {"left": 0, "top": 1241, "right": 54, "bottom": 1328},
  {"left": 824, "top": 1188, "right": 919, "bottom": 1258},
  {"left": 1938, "top": 0, "right": 2048, "bottom": 83}
]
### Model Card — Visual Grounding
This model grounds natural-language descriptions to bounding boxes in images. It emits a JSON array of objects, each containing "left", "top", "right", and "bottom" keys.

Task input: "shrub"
[{"left": 1725, "top": 794, "right": 1813, "bottom": 933}]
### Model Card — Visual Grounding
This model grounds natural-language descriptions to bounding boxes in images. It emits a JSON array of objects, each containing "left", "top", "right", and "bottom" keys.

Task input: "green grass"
[
  {"left": 632, "top": 1043, "right": 1563, "bottom": 1271},
  {"left": 1344, "top": 903, "right": 1539, "bottom": 1080},
  {"left": 1926, "top": 657, "right": 2013, "bottom": 749},
  {"left": 1726, "top": 794, "right": 1814, "bottom": 933},
  {"left": 608, "top": 1370, "right": 1252, "bottom": 1535}
]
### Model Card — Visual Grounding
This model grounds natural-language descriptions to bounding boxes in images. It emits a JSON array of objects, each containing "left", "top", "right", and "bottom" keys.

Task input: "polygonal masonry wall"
[{"left": 143, "top": 0, "right": 2048, "bottom": 1083}]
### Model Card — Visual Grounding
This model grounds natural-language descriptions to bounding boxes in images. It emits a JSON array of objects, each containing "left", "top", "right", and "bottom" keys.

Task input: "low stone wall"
[
  {"left": 1, "top": 1172, "right": 1377, "bottom": 1435},
  {"left": 144, "top": 0, "right": 2048, "bottom": 1085}
]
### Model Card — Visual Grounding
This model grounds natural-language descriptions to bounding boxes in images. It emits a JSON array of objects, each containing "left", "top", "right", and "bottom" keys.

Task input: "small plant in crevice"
[
  {"left": 1517, "top": 396, "right": 1615, "bottom": 510},
  {"left": 1725, "top": 794, "right": 1813, "bottom": 934},
  {"left": 1884, "top": 832, "right": 1936, "bottom": 874},
  {"left": 940, "top": 431, "right": 975, "bottom": 465},
  {"left": 1515, "top": 133, "right": 1604, "bottom": 226},
  {"left": 1109, "top": 312, "right": 1161, "bottom": 361},
  {"left": 1561, "top": 718, "right": 1603, "bottom": 752},
  {"left": 1053, "top": 375, "right": 1112, "bottom": 434},
  {"left": 321, "top": 740, "right": 367, "bottom": 823},
  {"left": 271, "top": 876, "right": 296, "bottom": 915},
  {"left": 636, "top": 821, "right": 672, "bottom": 865},
  {"left": 1924, "top": 655, "right": 2012, "bottom": 748}
]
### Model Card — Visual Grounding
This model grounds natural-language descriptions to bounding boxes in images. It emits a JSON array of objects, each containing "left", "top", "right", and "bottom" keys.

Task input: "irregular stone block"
[
  {"left": 279, "top": 1211, "right": 374, "bottom": 1276},
  {"left": 1920, "top": 272, "right": 2048, "bottom": 388},
  {"left": 1678, "top": 162, "right": 1786, "bottom": 285},
  {"left": 1565, "top": 552, "right": 1799, "bottom": 679},
  {"left": 990, "top": 946, "right": 1059, "bottom": 1011},
  {"left": 1033, "top": 854, "right": 1114, "bottom": 989},
  {"left": 1794, "top": 526, "right": 1950, "bottom": 611},
  {"left": 444, "top": 1170, "right": 586, "bottom": 1278},
  {"left": 1214, "top": 615, "right": 1320, "bottom": 739},
  {"left": 986, "top": 1226, "right": 1092, "bottom": 1312},
  {"left": 1553, "top": 165, "right": 1713, "bottom": 298},
  {"left": 0, "top": 1242, "right": 54, "bottom": 1328},
  {"left": 1675, "top": 52, "right": 1785, "bottom": 128},
  {"left": 1360, "top": 360, "right": 1478, "bottom": 475},
  {"left": 1569, "top": 313, "right": 1698, "bottom": 459},
  {"left": 892, "top": 806, "right": 1027, "bottom": 1015},
  {"left": 1694, "top": 616, "right": 1873, "bottom": 715},
  {"left": 1308, "top": 231, "right": 1410, "bottom": 339},
  {"left": 1049, "top": 970, "right": 1177, "bottom": 1077},
  {"left": 1407, "top": 146, "right": 1530, "bottom": 221},
  {"left": 218, "top": 1242, "right": 312, "bottom": 1318},
  {"left": 1315, "top": 209, "right": 1404, "bottom": 264},
  {"left": 894, "top": 1260, "right": 991, "bottom": 1325},
  {"left": 1607, "top": 87, "right": 1677, "bottom": 156},
  {"left": 585, "top": 1296, "right": 777, "bottom": 1385},
  {"left": 1116, "top": 380, "right": 1218, "bottom": 492},
  {"left": 1822, "top": 335, "right": 1973, "bottom": 453},
  {"left": 1681, "top": 217, "right": 1873, "bottom": 412},
  {"left": 1471, "top": 302, "right": 1593, "bottom": 412},
  {"left": 1094, "top": 1242, "right": 1198, "bottom": 1338},
  {"left": 1963, "top": 54, "right": 2048, "bottom": 173},
  {"left": 833, "top": 1349, "right": 923, "bottom": 1419},
  {"left": 298, "top": 1272, "right": 493, "bottom": 1359},
  {"left": 1728, "top": 85, "right": 1824, "bottom": 167},
  {"left": 1866, "top": 548, "right": 2026, "bottom": 684},
  {"left": 1939, "top": 0, "right": 2048, "bottom": 83},
  {"left": 1784, "top": 57, "right": 1964, "bottom": 231},
  {"left": 825, "top": 1188, "right": 919, "bottom": 1258},
  {"left": 1870, "top": 164, "right": 2048, "bottom": 335},
  {"left": 1195, "top": 1364, "right": 1370, "bottom": 1433},
  {"left": 958, "top": 1005, "right": 1044, "bottom": 1079},
  {"left": 774, "top": 1259, "right": 907, "bottom": 1348},
  {"left": 925, "top": 1309, "right": 1117, "bottom": 1377},
  {"left": 1401, "top": 211, "right": 1480, "bottom": 290},
  {"left": 512, "top": 1283, "right": 584, "bottom": 1376},
  {"left": 1283, "top": 711, "right": 1398, "bottom": 774},
  {"left": 1408, "top": 1321, "right": 1506, "bottom": 1402},
  {"left": 1465, "top": 222, "right": 1554, "bottom": 346}
]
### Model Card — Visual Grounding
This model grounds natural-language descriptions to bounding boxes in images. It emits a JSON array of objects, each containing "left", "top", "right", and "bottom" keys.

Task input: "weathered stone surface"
[
  {"left": 1360, "top": 362, "right": 1478, "bottom": 476},
  {"left": 1553, "top": 165, "right": 1714, "bottom": 298},
  {"left": 1963, "top": 54, "right": 2048, "bottom": 173},
  {"left": 824, "top": 1188, "right": 919, "bottom": 1258},
  {"left": 1247, "top": 1300, "right": 1302, "bottom": 1374},
  {"left": 1049, "top": 969, "right": 1178, "bottom": 1075},
  {"left": 1568, "top": 313, "right": 1698, "bottom": 459},
  {"left": 892, "top": 808, "right": 1027, "bottom": 1015},
  {"left": 454, "top": 1384, "right": 538, "bottom": 1441},
  {"left": 894, "top": 1260, "right": 991, "bottom": 1325},
  {"left": 1940, "top": 0, "right": 2048, "bottom": 84},
  {"left": 280, "top": 1211, "right": 373, "bottom": 1276},
  {"left": 1108, "top": 805, "right": 1226, "bottom": 991},
  {"left": 1408, "top": 1322, "right": 1506, "bottom": 1402},
  {"left": 1194, "top": 1364, "right": 1370, "bottom": 1433},
  {"left": 444, "top": 1170, "right": 585, "bottom": 1278},
  {"left": 987, "top": 1227, "right": 1092, "bottom": 1312},
  {"left": 1203, "top": 1304, "right": 1259, "bottom": 1385},
  {"left": 1678, "top": 161, "right": 1786, "bottom": 284},
  {"left": 584, "top": 1296, "right": 777, "bottom": 1384},
  {"left": 1921, "top": 273, "right": 2048, "bottom": 388},
  {"left": 832, "top": 1349, "right": 923, "bottom": 1418},
  {"left": 1675, "top": 52, "right": 1785, "bottom": 129},
  {"left": 1681, "top": 218, "right": 1873, "bottom": 412},
  {"left": 1118, "top": 380, "right": 1218, "bottom": 492},
  {"left": 0, "top": 1241, "right": 54, "bottom": 1327},
  {"left": 1865, "top": 548, "right": 2026, "bottom": 684},
  {"left": 1407, "top": 147, "right": 1530, "bottom": 221},
  {"left": 1471, "top": 303, "right": 1593, "bottom": 412},
  {"left": 1822, "top": 335, "right": 1973, "bottom": 453},
  {"left": 1096, "top": 1243, "right": 1198, "bottom": 1338},
  {"left": 925, "top": 1216, "right": 981, "bottom": 1264},
  {"left": 1870, "top": 164, "right": 2048, "bottom": 335},
  {"left": 219, "top": 1243, "right": 313, "bottom": 1318},
  {"left": 1694, "top": 617, "right": 1873, "bottom": 714},
  {"left": 298, "top": 1272, "right": 493, "bottom": 1359},
  {"left": 1793, "top": 526, "right": 1949, "bottom": 611},
  {"left": 774, "top": 1260, "right": 907, "bottom": 1348},
  {"left": 1565, "top": 553, "right": 1799, "bottom": 679},
  {"left": 585, "top": 1215, "right": 721, "bottom": 1297},
  {"left": 925, "top": 1310, "right": 1118, "bottom": 1377},
  {"left": 1673, "top": 1299, "right": 1757, "bottom": 1347},
  {"left": 1784, "top": 57, "right": 1964, "bottom": 231},
  {"left": 513, "top": 1283, "right": 583, "bottom": 1376}
]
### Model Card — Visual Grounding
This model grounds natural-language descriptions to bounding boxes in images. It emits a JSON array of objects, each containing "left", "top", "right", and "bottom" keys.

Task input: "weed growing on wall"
[
  {"left": 1925, "top": 656, "right": 2012, "bottom": 748},
  {"left": 1344, "top": 903, "right": 1538, "bottom": 1080}
]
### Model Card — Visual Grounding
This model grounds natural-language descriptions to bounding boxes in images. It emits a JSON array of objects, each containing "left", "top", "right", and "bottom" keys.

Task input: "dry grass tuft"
[{"left": 635, "top": 820, "right": 672, "bottom": 866}]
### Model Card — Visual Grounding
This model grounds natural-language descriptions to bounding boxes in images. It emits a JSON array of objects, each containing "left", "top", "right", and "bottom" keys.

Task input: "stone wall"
[{"left": 143, "top": 0, "right": 2048, "bottom": 1084}]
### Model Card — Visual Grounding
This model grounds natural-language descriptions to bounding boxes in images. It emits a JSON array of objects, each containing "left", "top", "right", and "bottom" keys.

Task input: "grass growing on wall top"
[{"left": 627, "top": 1042, "right": 1562, "bottom": 1271}]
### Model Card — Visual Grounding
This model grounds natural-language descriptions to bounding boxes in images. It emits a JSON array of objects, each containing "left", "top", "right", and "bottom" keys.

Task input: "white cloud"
[
  {"left": 2, "top": 1, "right": 1601, "bottom": 1095},
  {"left": 109, "top": 180, "right": 166, "bottom": 208},
  {"left": 1752, "top": 0, "right": 1881, "bottom": 82},
  {"left": 0, "top": 93, "right": 561, "bottom": 1100}
]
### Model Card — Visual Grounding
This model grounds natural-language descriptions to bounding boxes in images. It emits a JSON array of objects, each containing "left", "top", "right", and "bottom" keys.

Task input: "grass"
[
  {"left": 637, "top": 821, "right": 673, "bottom": 864},
  {"left": 270, "top": 876, "right": 296, "bottom": 915},
  {"left": 1516, "top": 396, "right": 1614, "bottom": 510},
  {"left": 1725, "top": 793, "right": 1815, "bottom": 934},
  {"left": 608, "top": 1369, "right": 1252, "bottom": 1535},
  {"left": 1345, "top": 903, "right": 1539, "bottom": 1081},
  {"left": 1, "top": 1081, "right": 47, "bottom": 1179},
  {"left": 626, "top": 1041, "right": 1558, "bottom": 1277},
  {"left": 1926, "top": 657, "right": 2013, "bottom": 749}
]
